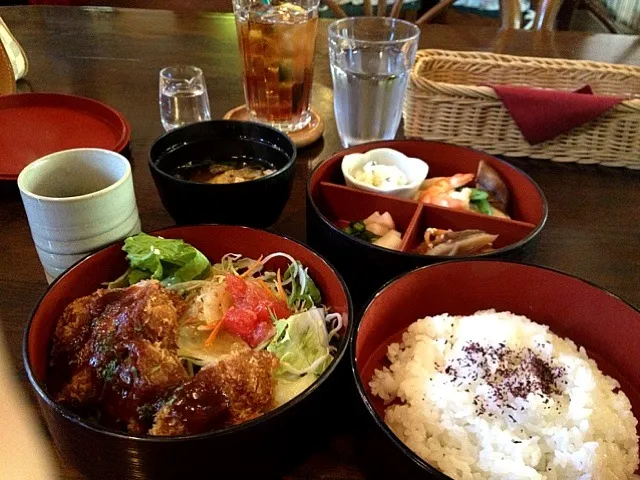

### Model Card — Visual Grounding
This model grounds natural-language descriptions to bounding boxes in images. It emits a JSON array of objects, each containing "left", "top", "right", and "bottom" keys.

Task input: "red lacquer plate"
[
  {"left": 0, "top": 93, "right": 131, "bottom": 180},
  {"left": 353, "top": 260, "right": 640, "bottom": 478}
]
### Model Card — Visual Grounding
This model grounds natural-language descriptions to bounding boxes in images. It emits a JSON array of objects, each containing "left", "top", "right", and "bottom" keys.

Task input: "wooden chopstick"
[
  {"left": 323, "top": 0, "right": 348, "bottom": 18},
  {"left": 416, "top": 0, "right": 456, "bottom": 24},
  {"left": 390, "top": 0, "right": 404, "bottom": 17}
]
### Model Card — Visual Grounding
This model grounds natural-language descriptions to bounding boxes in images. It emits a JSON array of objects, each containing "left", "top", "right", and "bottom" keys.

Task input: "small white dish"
[{"left": 341, "top": 148, "right": 429, "bottom": 199}]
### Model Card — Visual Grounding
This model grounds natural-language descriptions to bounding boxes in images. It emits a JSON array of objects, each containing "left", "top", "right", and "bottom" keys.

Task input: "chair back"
[{"left": 324, "top": 0, "right": 571, "bottom": 30}]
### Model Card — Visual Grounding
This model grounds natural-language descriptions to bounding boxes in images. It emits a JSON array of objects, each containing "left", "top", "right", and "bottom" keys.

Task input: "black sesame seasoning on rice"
[{"left": 445, "top": 341, "right": 566, "bottom": 416}]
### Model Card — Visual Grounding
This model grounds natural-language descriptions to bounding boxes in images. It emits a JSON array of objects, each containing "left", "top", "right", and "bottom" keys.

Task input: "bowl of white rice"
[{"left": 353, "top": 260, "right": 640, "bottom": 479}]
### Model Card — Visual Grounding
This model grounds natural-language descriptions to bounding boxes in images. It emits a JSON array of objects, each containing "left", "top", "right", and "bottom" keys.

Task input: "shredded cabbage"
[
  {"left": 283, "top": 261, "right": 321, "bottom": 312},
  {"left": 266, "top": 308, "right": 333, "bottom": 379}
]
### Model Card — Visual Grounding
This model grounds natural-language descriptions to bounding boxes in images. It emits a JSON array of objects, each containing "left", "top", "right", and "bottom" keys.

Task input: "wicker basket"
[{"left": 403, "top": 50, "right": 640, "bottom": 169}]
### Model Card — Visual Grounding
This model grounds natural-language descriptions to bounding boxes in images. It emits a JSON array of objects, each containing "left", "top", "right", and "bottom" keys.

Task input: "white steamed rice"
[{"left": 370, "top": 310, "right": 639, "bottom": 479}]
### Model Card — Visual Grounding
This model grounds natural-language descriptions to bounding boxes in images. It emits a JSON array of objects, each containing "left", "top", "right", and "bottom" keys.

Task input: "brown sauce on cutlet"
[{"left": 164, "top": 381, "right": 231, "bottom": 435}]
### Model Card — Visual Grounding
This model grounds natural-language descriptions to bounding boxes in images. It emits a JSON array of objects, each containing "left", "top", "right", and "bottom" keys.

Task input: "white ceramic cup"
[{"left": 17, "top": 148, "right": 141, "bottom": 283}]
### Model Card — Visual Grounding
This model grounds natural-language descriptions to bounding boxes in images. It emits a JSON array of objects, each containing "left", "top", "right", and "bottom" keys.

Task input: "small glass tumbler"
[
  {"left": 328, "top": 17, "right": 420, "bottom": 148},
  {"left": 159, "top": 65, "right": 212, "bottom": 132}
]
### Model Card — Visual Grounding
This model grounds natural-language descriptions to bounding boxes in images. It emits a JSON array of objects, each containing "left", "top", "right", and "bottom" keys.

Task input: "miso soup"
[{"left": 172, "top": 158, "right": 275, "bottom": 184}]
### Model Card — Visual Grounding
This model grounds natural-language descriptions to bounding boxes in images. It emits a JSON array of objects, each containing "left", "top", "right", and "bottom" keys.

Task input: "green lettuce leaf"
[
  {"left": 283, "top": 261, "right": 322, "bottom": 310},
  {"left": 266, "top": 307, "right": 333, "bottom": 379},
  {"left": 115, "top": 233, "right": 210, "bottom": 287}
]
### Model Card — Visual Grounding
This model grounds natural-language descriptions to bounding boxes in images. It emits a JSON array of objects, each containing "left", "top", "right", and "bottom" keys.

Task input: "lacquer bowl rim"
[
  {"left": 23, "top": 224, "right": 354, "bottom": 443},
  {"left": 307, "top": 139, "right": 549, "bottom": 260},
  {"left": 350, "top": 258, "right": 640, "bottom": 477}
]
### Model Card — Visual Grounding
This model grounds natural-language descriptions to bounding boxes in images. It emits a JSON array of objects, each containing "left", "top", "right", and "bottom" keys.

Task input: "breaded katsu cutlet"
[
  {"left": 150, "top": 350, "right": 278, "bottom": 436},
  {"left": 50, "top": 280, "right": 189, "bottom": 432}
]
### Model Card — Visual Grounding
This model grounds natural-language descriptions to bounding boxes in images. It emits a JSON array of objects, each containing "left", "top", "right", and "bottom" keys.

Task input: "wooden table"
[{"left": 0, "top": 6, "right": 639, "bottom": 479}]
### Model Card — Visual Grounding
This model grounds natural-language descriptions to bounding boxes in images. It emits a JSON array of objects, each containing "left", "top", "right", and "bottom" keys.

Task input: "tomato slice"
[
  {"left": 222, "top": 306, "right": 258, "bottom": 340},
  {"left": 249, "top": 321, "right": 277, "bottom": 349},
  {"left": 222, "top": 274, "right": 291, "bottom": 347}
]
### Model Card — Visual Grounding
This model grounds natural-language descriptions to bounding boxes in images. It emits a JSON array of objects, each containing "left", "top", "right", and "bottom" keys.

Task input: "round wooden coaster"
[{"left": 223, "top": 106, "right": 324, "bottom": 148}]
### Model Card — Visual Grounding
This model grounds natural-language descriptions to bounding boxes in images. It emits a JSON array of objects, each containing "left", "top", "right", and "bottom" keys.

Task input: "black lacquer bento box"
[{"left": 306, "top": 140, "right": 548, "bottom": 308}]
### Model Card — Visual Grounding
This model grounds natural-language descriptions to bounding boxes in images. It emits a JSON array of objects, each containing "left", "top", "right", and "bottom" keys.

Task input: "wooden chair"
[
  {"left": 323, "top": 0, "right": 523, "bottom": 27},
  {"left": 545, "top": 0, "right": 625, "bottom": 32},
  {"left": 323, "top": 0, "right": 622, "bottom": 31},
  {"left": 27, "top": 0, "right": 625, "bottom": 32}
]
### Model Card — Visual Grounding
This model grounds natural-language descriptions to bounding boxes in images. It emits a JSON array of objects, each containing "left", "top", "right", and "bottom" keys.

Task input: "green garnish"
[
  {"left": 343, "top": 221, "right": 380, "bottom": 243},
  {"left": 283, "top": 261, "right": 321, "bottom": 311},
  {"left": 469, "top": 188, "right": 489, "bottom": 201},
  {"left": 468, "top": 188, "right": 493, "bottom": 215},
  {"left": 108, "top": 233, "right": 210, "bottom": 288},
  {"left": 472, "top": 198, "right": 493, "bottom": 215},
  {"left": 101, "top": 359, "right": 119, "bottom": 382}
]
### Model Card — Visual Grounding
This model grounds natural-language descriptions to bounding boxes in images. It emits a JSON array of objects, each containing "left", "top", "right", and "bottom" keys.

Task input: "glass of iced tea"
[{"left": 233, "top": 0, "right": 319, "bottom": 132}]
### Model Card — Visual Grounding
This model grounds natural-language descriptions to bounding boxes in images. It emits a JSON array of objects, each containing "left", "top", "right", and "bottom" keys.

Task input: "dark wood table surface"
[{"left": 1, "top": 6, "right": 639, "bottom": 479}]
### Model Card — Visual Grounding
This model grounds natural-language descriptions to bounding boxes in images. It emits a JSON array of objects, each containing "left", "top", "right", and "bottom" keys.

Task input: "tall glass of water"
[
  {"left": 328, "top": 18, "right": 420, "bottom": 148},
  {"left": 159, "top": 65, "right": 212, "bottom": 132}
]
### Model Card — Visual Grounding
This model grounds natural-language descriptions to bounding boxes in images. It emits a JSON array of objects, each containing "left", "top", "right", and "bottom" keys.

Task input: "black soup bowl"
[{"left": 150, "top": 120, "right": 296, "bottom": 227}]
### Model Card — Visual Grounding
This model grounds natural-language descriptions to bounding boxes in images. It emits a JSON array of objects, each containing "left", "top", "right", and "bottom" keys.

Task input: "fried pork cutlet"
[
  {"left": 49, "top": 280, "right": 189, "bottom": 433},
  {"left": 150, "top": 350, "right": 278, "bottom": 436}
]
